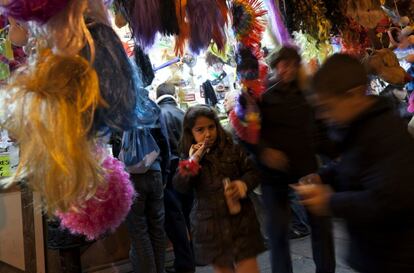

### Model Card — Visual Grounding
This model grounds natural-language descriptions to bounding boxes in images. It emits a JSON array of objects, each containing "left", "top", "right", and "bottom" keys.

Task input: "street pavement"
[{"left": 195, "top": 220, "right": 357, "bottom": 273}]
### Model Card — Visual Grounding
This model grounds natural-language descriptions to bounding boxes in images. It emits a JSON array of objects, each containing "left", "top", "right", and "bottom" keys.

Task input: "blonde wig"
[{"left": 2, "top": 50, "right": 105, "bottom": 213}]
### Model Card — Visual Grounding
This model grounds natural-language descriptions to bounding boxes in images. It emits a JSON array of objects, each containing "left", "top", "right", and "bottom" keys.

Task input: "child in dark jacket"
[{"left": 173, "top": 105, "right": 265, "bottom": 273}]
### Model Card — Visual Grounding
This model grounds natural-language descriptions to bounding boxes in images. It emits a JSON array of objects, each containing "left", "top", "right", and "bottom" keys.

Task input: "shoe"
[{"left": 289, "top": 229, "right": 310, "bottom": 239}]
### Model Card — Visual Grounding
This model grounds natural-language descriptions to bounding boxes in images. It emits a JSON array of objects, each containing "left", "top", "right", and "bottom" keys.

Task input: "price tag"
[{"left": 0, "top": 153, "right": 11, "bottom": 177}]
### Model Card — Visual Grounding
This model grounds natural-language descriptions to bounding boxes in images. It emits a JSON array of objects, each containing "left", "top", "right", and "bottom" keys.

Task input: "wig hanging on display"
[
  {"left": 1, "top": 0, "right": 92, "bottom": 56},
  {"left": 174, "top": 0, "right": 189, "bottom": 56},
  {"left": 128, "top": 0, "right": 162, "bottom": 48},
  {"left": 186, "top": 0, "right": 227, "bottom": 54},
  {"left": 232, "top": 0, "right": 267, "bottom": 48},
  {"left": 0, "top": 50, "right": 104, "bottom": 213},
  {"left": 133, "top": 46, "right": 155, "bottom": 87},
  {"left": 82, "top": 21, "right": 140, "bottom": 134},
  {"left": 0, "top": 0, "right": 71, "bottom": 24},
  {"left": 160, "top": 0, "right": 179, "bottom": 36}
]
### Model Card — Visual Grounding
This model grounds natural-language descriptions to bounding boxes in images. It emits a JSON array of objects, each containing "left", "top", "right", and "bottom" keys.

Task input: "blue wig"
[{"left": 83, "top": 21, "right": 159, "bottom": 135}]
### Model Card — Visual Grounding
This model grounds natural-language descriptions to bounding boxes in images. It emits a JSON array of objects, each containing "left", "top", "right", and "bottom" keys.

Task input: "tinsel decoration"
[
  {"left": 186, "top": 0, "right": 227, "bottom": 54},
  {"left": 0, "top": 0, "right": 70, "bottom": 24},
  {"left": 290, "top": 0, "right": 332, "bottom": 42},
  {"left": 178, "top": 159, "right": 201, "bottom": 176},
  {"left": 232, "top": 0, "right": 267, "bottom": 48},
  {"left": 293, "top": 31, "right": 333, "bottom": 63},
  {"left": 57, "top": 155, "right": 136, "bottom": 240}
]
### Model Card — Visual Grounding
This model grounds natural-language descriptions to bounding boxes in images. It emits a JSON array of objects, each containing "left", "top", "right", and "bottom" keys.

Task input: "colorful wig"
[
  {"left": 130, "top": 0, "right": 162, "bottom": 48},
  {"left": 174, "top": 0, "right": 189, "bottom": 56},
  {"left": 42, "top": 0, "right": 93, "bottom": 57},
  {"left": 186, "top": 0, "right": 227, "bottom": 54},
  {"left": 82, "top": 22, "right": 140, "bottom": 134},
  {"left": 1, "top": 50, "right": 104, "bottom": 213},
  {"left": 0, "top": 0, "right": 71, "bottom": 24}
]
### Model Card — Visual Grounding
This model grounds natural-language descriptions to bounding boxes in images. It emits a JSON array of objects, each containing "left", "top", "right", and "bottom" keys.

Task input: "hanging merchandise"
[
  {"left": 324, "top": 0, "right": 348, "bottom": 37},
  {"left": 160, "top": 0, "right": 180, "bottom": 36},
  {"left": 0, "top": 0, "right": 71, "bottom": 24},
  {"left": 174, "top": 0, "right": 189, "bottom": 56},
  {"left": 202, "top": 80, "right": 219, "bottom": 106},
  {"left": 117, "top": 0, "right": 162, "bottom": 48},
  {"left": 0, "top": 37, "right": 13, "bottom": 80},
  {"left": 235, "top": 45, "right": 268, "bottom": 98},
  {"left": 133, "top": 46, "right": 155, "bottom": 87},
  {"left": 57, "top": 155, "right": 136, "bottom": 240},
  {"left": 265, "top": 0, "right": 291, "bottom": 45},
  {"left": 82, "top": 21, "right": 140, "bottom": 134},
  {"left": 0, "top": 50, "right": 104, "bottom": 213},
  {"left": 293, "top": 31, "right": 333, "bottom": 64},
  {"left": 186, "top": 0, "right": 228, "bottom": 54},
  {"left": 364, "top": 48, "right": 410, "bottom": 85},
  {"left": 345, "top": 0, "right": 386, "bottom": 29},
  {"left": 229, "top": 0, "right": 267, "bottom": 145},
  {"left": 232, "top": 0, "right": 267, "bottom": 48}
]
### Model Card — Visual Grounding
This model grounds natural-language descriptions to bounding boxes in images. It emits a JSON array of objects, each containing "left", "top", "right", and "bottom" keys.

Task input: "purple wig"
[
  {"left": 0, "top": 0, "right": 70, "bottom": 24},
  {"left": 186, "top": 0, "right": 226, "bottom": 55},
  {"left": 130, "top": 0, "right": 162, "bottom": 48}
]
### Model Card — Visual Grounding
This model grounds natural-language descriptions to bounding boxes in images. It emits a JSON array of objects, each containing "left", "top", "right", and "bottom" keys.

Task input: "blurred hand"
[
  {"left": 291, "top": 183, "right": 333, "bottom": 216},
  {"left": 225, "top": 180, "right": 248, "bottom": 200},
  {"left": 298, "top": 173, "right": 323, "bottom": 185},
  {"left": 260, "top": 148, "right": 289, "bottom": 171}
]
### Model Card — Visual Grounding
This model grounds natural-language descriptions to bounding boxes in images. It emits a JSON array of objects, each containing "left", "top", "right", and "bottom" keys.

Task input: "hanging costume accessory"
[{"left": 57, "top": 155, "right": 136, "bottom": 240}]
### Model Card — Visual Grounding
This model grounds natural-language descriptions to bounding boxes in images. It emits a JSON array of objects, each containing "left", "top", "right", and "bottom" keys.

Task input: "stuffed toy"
[{"left": 364, "top": 48, "right": 410, "bottom": 85}]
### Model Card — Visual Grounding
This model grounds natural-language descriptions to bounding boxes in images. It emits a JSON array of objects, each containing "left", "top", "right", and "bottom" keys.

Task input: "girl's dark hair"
[{"left": 180, "top": 105, "right": 231, "bottom": 157}]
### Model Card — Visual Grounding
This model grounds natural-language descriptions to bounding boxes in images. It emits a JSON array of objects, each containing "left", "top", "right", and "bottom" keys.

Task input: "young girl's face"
[{"left": 191, "top": 116, "right": 217, "bottom": 147}]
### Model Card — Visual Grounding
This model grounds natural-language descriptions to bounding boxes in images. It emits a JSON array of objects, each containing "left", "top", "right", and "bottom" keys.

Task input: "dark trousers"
[
  {"left": 168, "top": 158, "right": 194, "bottom": 230},
  {"left": 262, "top": 177, "right": 335, "bottom": 273},
  {"left": 126, "top": 171, "right": 166, "bottom": 273},
  {"left": 164, "top": 188, "right": 195, "bottom": 272}
]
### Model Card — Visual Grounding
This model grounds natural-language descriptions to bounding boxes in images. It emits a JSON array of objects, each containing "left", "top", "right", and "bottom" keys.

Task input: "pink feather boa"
[{"left": 56, "top": 155, "right": 136, "bottom": 240}]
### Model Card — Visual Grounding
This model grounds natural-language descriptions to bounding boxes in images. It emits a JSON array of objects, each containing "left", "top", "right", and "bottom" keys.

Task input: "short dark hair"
[
  {"left": 268, "top": 46, "right": 301, "bottom": 68},
  {"left": 180, "top": 105, "right": 231, "bottom": 158},
  {"left": 311, "top": 54, "right": 368, "bottom": 96},
  {"left": 156, "top": 82, "right": 176, "bottom": 98}
]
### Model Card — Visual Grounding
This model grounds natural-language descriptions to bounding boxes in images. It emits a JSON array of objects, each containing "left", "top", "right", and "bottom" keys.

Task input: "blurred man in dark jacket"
[
  {"left": 156, "top": 83, "right": 195, "bottom": 273},
  {"left": 258, "top": 46, "right": 335, "bottom": 273},
  {"left": 294, "top": 54, "right": 414, "bottom": 273}
]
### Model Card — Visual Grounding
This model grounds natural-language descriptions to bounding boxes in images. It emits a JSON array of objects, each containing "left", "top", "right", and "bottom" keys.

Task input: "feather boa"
[
  {"left": 57, "top": 155, "right": 136, "bottom": 240},
  {"left": 232, "top": 0, "right": 267, "bottom": 48}
]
